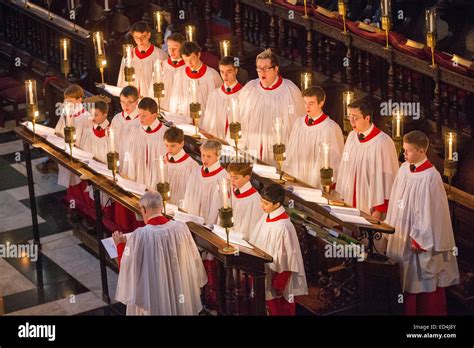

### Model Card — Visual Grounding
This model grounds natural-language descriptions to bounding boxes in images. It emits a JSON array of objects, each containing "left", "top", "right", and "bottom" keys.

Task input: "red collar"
[
  {"left": 358, "top": 126, "right": 381, "bottom": 143},
  {"left": 185, "top": 64, "right": 208, "bottom": 79},
  {"left": 92, "top": 125, "right": 107, "bottom": 138},
  {"left": 73, "top": 108, "right": 85, "bottom": 118},
  {"left": 201, "top": 165, "right": 225, "bottom": 177},
  {"left": 167, "top": 57, "right": 185, "bottom": 68},
  {"left": 147, "top": 215, "right": 170, "bottom": 225},
  {"left": 260, "top": 76, "right": 283, "bottom": 91},
  {"left": 233, "top": 187, "right": 257, "bottom": 199},
  {"left": 134, "top": 45, "right": 154, "bottom": 59},
  {"left": 266, "top": 211, "right": 289, "bottom": 222},
  {"left": 221, "top": 83, "right": 243, "bottom": 95},
  {"left": 305, "top": 114, "right": 328, "bottom": 127},
  {"left": 412, "top": 160, "right": 433, "bottom": 173},
  {"left": 166, "top": 152, "right": 190, "bottom": 164},
  {"left": 143, "top": 122, "right": 163, "bottom": 134}
]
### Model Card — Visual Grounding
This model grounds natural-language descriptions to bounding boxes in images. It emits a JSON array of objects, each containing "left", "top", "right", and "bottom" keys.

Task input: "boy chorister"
[
  {"left": 249, "top": 184, "right": 308, "bottom": 315},
  {"left": 163, "top": 126, "right": 199, "bottom": 206},
  {"left": 226, "top": 162, "right": 263, "bottom": 241},
  {"left": 284, "top": 86, "right": 344, "bottom": 189},
  {"left": 182, "top": 139, "right": 227, "bottom": 225},
  {"left": 385, "top": 131, "right": 459, "bottom": 315}
]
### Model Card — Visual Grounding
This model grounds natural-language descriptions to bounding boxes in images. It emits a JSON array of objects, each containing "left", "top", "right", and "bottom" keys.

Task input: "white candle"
[
  {"left": 66, "top": 113, "right": 72, "bottom": 127},
  {"left": 153, "top": 60, "right": 163, "bottom": 83},
  {"left": 395, "top": 113, "right": 401, "bottom": 137},
  {"left": 221, "top": 179, "right": 229, "bottom": 208},
  {"left": 159, "top": 156, "right": 166, "bottom": 183},
  {"left": 448, "top": 134, "right": 453, "bottom": 160},
  {"left": 156, "top": 12, "right": 162, "bottom": 33},
  {"left": 275, "top": 116, "right": 282, "bottom": 145},
  {"left": 186, "top": 26, "right": 195, "bottom": 42},
  {"left": 96, "top": 32, "right": 103, "bottom": 55},
  {"left": 323, "top": 143, "right": 330, "bottom": 168},
  {"left": 107, "top": 128, "right": 115, "bottom": 153},
  {"left": 104, "top": 0, "right": 109, "bottom": 11},
  {"left": 190, "top": 79, "right": 198, "bottom": 104},
  {"left": 63, "top": 40, "right": 68, "bottom": 61},
  {"left": 230, "top": 98, "right": 238, "bottom": 123},
  {"left": 28, "top": 83, "right": 34, "bottom": 105},
  {"left": 124, "top": 45, "right": 133, "bottom": 68}
]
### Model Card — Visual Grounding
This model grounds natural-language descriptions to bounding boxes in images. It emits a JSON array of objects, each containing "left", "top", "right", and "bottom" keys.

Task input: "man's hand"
[{"left": 112, "top": 231, "right": 127, "bottom": 246}]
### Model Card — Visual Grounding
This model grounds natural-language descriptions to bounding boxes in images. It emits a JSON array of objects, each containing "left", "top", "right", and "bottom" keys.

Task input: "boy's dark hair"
[
  {"left": 227, "top": 162, "right": 252, "bottom": 177},
  {"left": 164, "top": 126, "right": 185, "bottom": 143},
  {"left": 138, "top": 97, "right": 158, "bottom": 114},
  {"left": 219, "top": 56, "right": 237, "bottom": 68},
  {"left": 167, "top": 32, "right": 186, "bottom": 44},
  {"left": 348, "top": 99, "right": 373, "bottom": 119},
  {"left": 94, "top": 100, "right": 108, "bottom": 114},
  {"left": 302, "top": 86, "right": 326, "bottom": 103},
  {"left": 404, "top": 130, "right": 429, "bottom": 151},
  {"left": 261, "top": 184, "right": 285, "bottom": 206},
  {"left": 129, "top": 21, "right": 151, "bottom": 34},
  {"left": 120, "top": 85, "right": 139, "bottom": 100},
  {"left": 180, "top": 41, "right": 201, "bottom": 56}
]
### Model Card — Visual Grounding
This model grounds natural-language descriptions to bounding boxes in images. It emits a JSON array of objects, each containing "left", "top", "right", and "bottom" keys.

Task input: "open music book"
[
  {"left": 323, "top": 205, "right": 373, "bottom": 226},
  {"left": 212, "top": 225, "right": 254, "bottom": 249}
]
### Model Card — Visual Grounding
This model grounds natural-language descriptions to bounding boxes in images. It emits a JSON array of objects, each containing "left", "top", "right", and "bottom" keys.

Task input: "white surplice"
[
  {"left": 229, "top": 181, "right": 263, "bottom": 241},
  {"left": 166, "top": 149, "right": 199, "bottom": 206}
]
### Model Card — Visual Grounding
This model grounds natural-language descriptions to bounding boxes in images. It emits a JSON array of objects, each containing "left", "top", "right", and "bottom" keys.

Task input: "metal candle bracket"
[{"left": 218, "top": 207, "right": 236, "bottom": 255}]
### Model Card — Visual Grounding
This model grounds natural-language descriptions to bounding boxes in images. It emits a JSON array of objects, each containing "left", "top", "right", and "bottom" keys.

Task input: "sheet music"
[
  {"left": 101, "top": 232, "right": 133, "bottom": 259},
  {"left": 212, "top": 225, "right": 254, "bottom": 249}
]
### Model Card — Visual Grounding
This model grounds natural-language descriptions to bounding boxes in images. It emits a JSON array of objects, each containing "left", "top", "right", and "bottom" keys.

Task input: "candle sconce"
[{"left": 218, "top": 178, "right": 236, "bottom": 255}]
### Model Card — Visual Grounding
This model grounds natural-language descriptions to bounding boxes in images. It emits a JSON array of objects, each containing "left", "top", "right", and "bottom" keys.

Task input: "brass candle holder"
[
  {"left": 153, "top": 60, "right": 165, "bottom": 119},
  {"left": 300, "top": 72, "right": 313, "bottom": 91},
  {"left": 342, "top": 91, "right": 354, "bottom": 134},
  {"left": 381, "top": 0, "right": 392, "bottom": 49},
  {"left": 64, "top": 126, "right": 76, "bottom": 162},
  {"left": 124, "top": 67, "right": 135, "bottom": 85},
  {"left": 93, "top": 31, "right": 107, "bottom": 84},
  {"left": 338, "top": 0, "right": 348, "bottom": 33},
  {"left": 219, "top": 40, "right": 231, "bottom": 57},
  {"left": 218, "top": 207, "right": 236, "bottom": 255},
  {"left": 229, "top": 122, "right": 242, "bottom": 155},
  {"left": 154, "top": 10, "right": 164, "bottom": 48},
  {"left": 107, "top": 152, "right": 119, "bottom": 182},
  {"left": 190, "top": 102, "right": 201, "bottom": 138},
  {"left": 302, "top": 0, "right": 309, "bottom": 19},
  {"left": 391, "top": 111, "right": 404, "bottom": 157},
  {"left": 123, "top": 44, "right": 135, "bottom": 85},
  {"left": 25, "top": 79, "right": 38, "bottom": 141},
  {"left": 157, "top": 182, "right": 171, "bottom": 214},
  {"left": 273, "top": 143, "right": 286, "bottom": 183},
  {"left": 444, "top": 131, "right": 458, "bottom": 192}
]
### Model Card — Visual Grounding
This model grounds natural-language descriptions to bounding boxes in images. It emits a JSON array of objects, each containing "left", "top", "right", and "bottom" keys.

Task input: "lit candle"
[
  {"left": 448, "top": 133, "right": 453, "bottom": 160},
  {"left": 104, "top": 0, "right": 109, "bottom": 11},
  {"left": 275, "top": 116, "right": 282, "bottom": 145},
  {"left": 220, "top": 40, "right": 230, "bottom": 57},
  {"left": 301, "top": 72, "right": 312, "bottom": 90},
  {"left": 155, "top": 11, "right": 162, "bottom": 33},
  {"left": 27, "top": 82, "right": 34, "bottom": 105},
  {"left": 107, "top": 127, "right": 115, "bottom": 153},
  {"left": 230, "top": 98, "right": 239, "bottom": 123},
  {"left": 158, "top": 156, "right": 166, "bottom": 183},
  {"left": 395, "top": 112, "right": 401, "bottom": 137},
  {"left": 190, "top": 79, "right": 198, "bottom": 104},
  {"left": 186, "top": 25, "right": 195, "bottom": 42},
  {"left": 220, "top": 178, "right": 229, "bottom": 208},
  {"left": 322, "top": 142, "right": 330, "bottom": 168},
  {"left": 153, "top": 59, "right": 163, "bottom": 83},
  {"left": 304, "top": 0, "right": 308, "bottom": 17},
  {"left": 96, "top": 32, "right": 103, "bottom": 55},
  {"left": 381, "top": 0, "right": 390, "bottom": 17},
  {"left": 66, "top": 112, "right": 72, "bottom": 128},
  {"left": 62, "top": 39, "right": 68, "bottom": 61}
]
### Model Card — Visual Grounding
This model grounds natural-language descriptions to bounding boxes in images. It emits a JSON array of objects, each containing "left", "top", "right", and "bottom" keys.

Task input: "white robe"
[
  {"left": 55, "top": 108, "right": 91, "bottom": 188},
  {"left": 385, "top": 162, "right": 460, "bottom": 293},
  {"left": 115, "top": 219, "right": 208, "bottom": 315},
  {"left": 182, "top": 165, "right": 228, "bottom": 225},
  {"left": 238, "top": 77, "right": 305, "bottom": 162},
  {"left": 168, "top": 64, "right": 222, "bottom": 117},
  {"left": 230, "top": 185, "right": 263, "bottom": 241},
  {"left": 166, "top": 151, "right": 199, "bottom": 207},
  {"left": 146, "top": 58, "right": 186, "bottom": 112},
  {"left": 79, "top": 120, "right": 111, "bottom": 206},
  {"left": 120, "top": 121, "right": 167, "bottom": 190},
  {"left": 200, "top": 84, "right": 243, "bottom": 140},
  {"left": 117, "top": 45, "right": 168, "bottom": 98},
  {"left": 284, "top": 114, "right": 344, "bottom": 188},
  {"left": 249, "top": 207, "right": 308, "bottom": 301},
  {"left": 336, "top": 127, "right": 399, "bottom": 214},
  {"left": 110, "top": 109, "right": 141, "bottom": 162}
]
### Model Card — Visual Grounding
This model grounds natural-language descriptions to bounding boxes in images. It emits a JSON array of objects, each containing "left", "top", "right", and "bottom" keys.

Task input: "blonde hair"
[
  {"left": 255, "top": 48, "right": 279, "bottom": 67},
  {"left": 200, "top": 139, "right": 222, "bottom": 156},
  {"left": 64, "top": 85, "right": 84, "bottom": 99}
]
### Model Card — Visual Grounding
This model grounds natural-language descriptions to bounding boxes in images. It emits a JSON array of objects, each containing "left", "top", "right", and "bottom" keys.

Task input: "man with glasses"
[
  {"left": 336, "top": 99, "right": 399, "bottom": 221},
  {"left": 117, "top": 21, "right": 167, "bottom": 97},
  {"left": 238, "top": 49, "right": 305, "bottom": 162},
  {"left": 114, "top": 191, "right": 208, "bottom": 315}
]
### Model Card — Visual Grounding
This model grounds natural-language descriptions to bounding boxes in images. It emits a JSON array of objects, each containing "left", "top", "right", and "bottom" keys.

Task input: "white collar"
[
  {"left": 224, "top": 80, "right": 238, "bottom": 90},
  {"left": 123, "top": 108, "right": 139, "bottom": 119},
  {"left": 93, "top": 120, "right": 109, "bottom": 129},
  {"left": 168, "top": 148, "right": 186, "bottom": 162},
  {"left": 412, "top": 157, "right": 428, "bottom": 168},
  {"left": 236, "top": 181, "right": 252, "bottom": 194},
  {"left": 203, "top": 160, "right": 221, "bottom": 173},
  {"left": 266, "top": 76, "right": 280, "bottom": 89},
  {"left": 360, "top": 123, "right": 374, "bottom": 137},
  {"left": 308, "top": 111, "right": 324, "bottom": 121},
  {"left": 142, "top": 118, "right": 160, "bottom": 132},
  {"left": 268, "top": 205, "right": 286, "bottom": 220}
]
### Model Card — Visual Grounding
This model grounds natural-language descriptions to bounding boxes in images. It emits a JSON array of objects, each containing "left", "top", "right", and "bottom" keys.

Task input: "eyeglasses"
[
  {"left": 132, "top": 33, "right": 148, "bottom": 41},
  {"left": 346, "top": 115, "right": 364, "bottom": 122},
  {"left": 120, "top": 99, "right": 138, "bottom": 106},
  {"left": 256, "top": 66, "right": 275, "bottom": 73}
]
